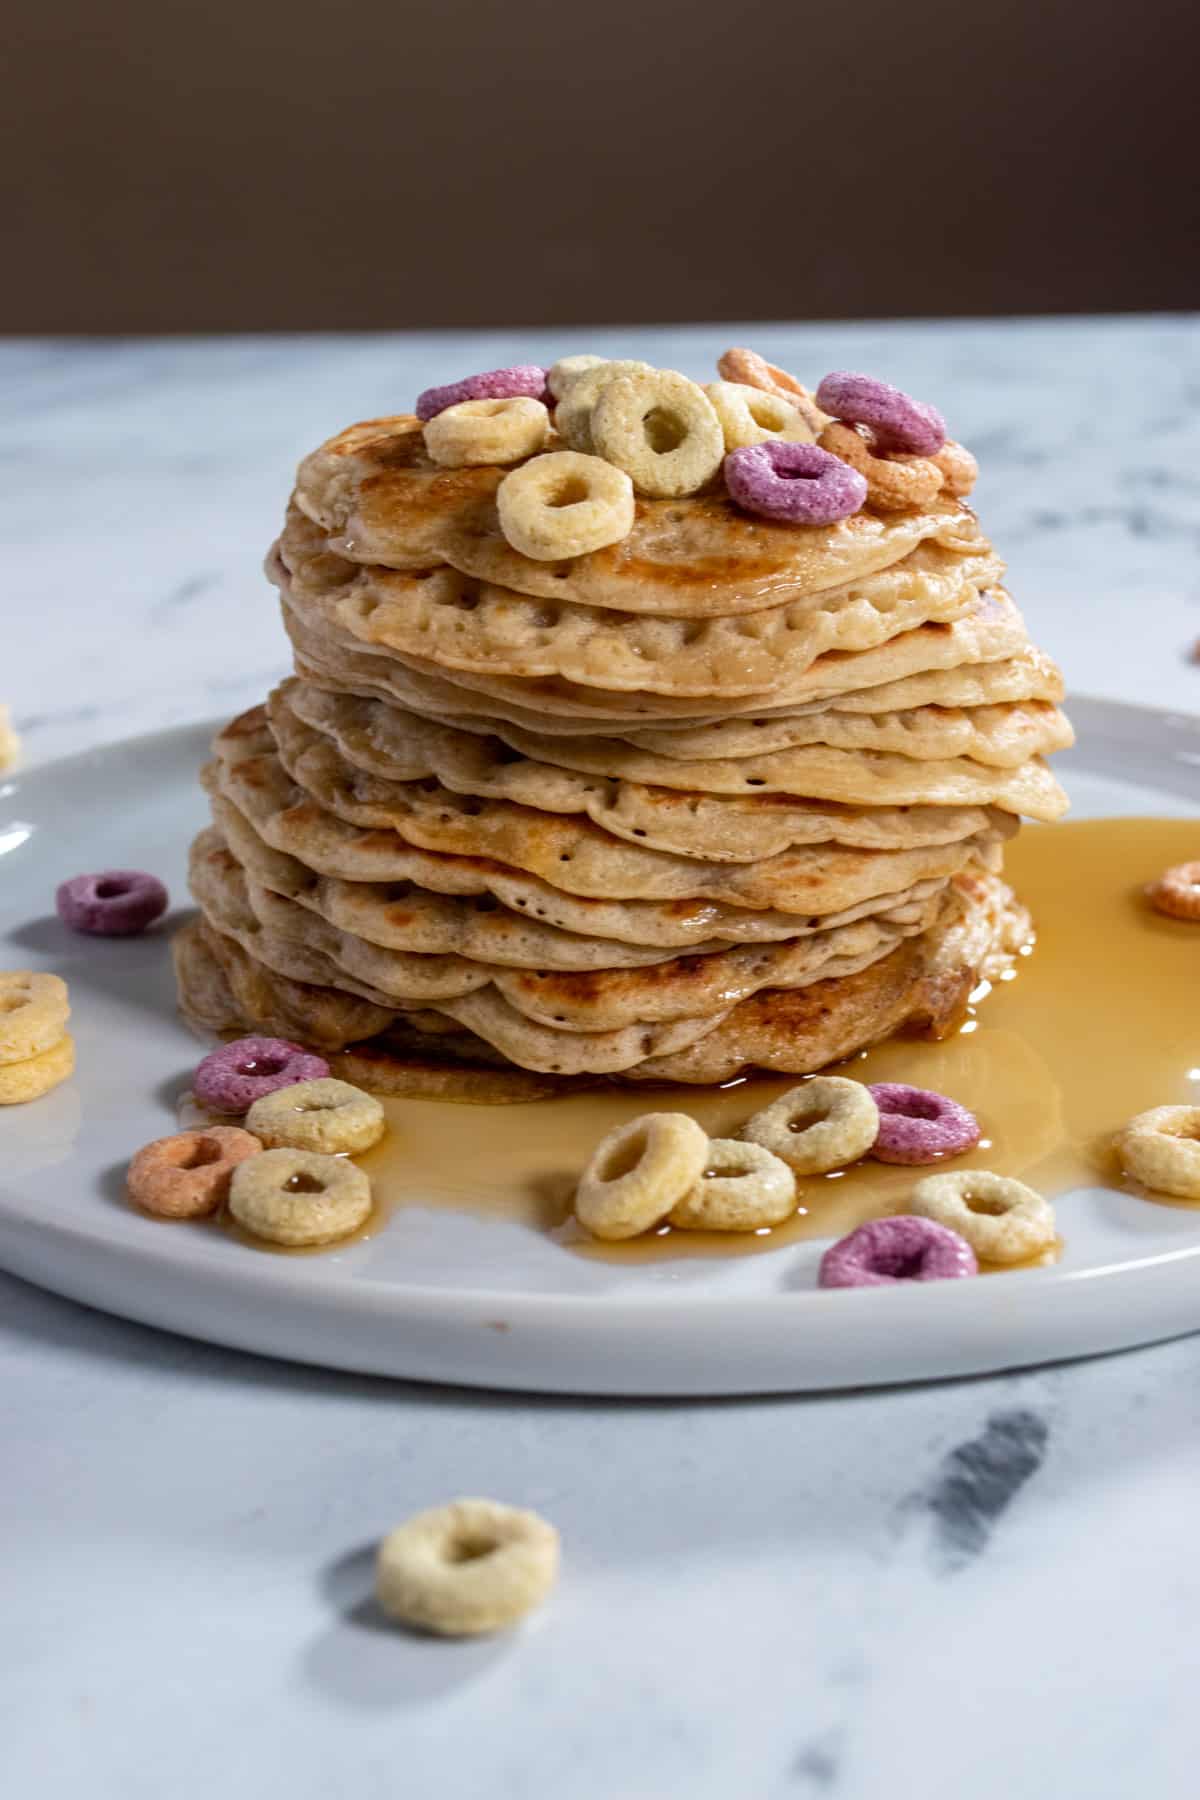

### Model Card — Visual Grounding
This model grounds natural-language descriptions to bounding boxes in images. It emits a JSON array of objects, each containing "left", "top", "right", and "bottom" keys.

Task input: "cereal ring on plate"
[
  {"left": 127, "top": 1125, "right": 262, "bottom": 1219},
  {"left": 703, "top": 381, "right": 816, "bottom": 451},
  {"left": 56, "top": 869, "right": 169, "bottom": 936},
  {"left": 423, "top": 397, "right": 550, "bottom": 468},
  {"left": 867, "top": 1083, "right": 981, "bottom": 1165},
  {"left": 193, "top": 1036, "right": 330, "bottom": 1114},
  {"left": 724, "top": 440, "right": 867, "bottom": 525},
  {"left": 554, "top": 360, "right": 654, "bottom": 452},
  {"left": 227, "top": 1147, "right": 372, "bottom": 1246},
  {"left": 546, "top": 353, "right": 609, "bottom": 400},
  {"left": 818, "top": 421, "right": 943, "bottom": 511},
  {"left": 716, "top": 347, "right": 825, "bottom": 432},
  {"left": 0, "top": 1033, "right": 75, "bottom": 1105},
  {"left": 0, "top": 970, "right": 70, "bottom": 1065},
  {"left": 1146, "top": 861, "right": 1200, "bottom": 922},
  {"left": 415, "top": 364, "right": 547, "bottom": 423},
  {"left": 668, "top": 1137, "right": 796, "bottom": 1231},
  {"left": 1116, "top": 1106, "right": 1200, "bottom": 1199},
  {"left": 376, "top": 1498, "right": 560, "bottom": 1637},
  {"left": 815, "top": 370, "right": 946, "bottom": 456},
  {"left": 933, "top": 439, "right": 978, "bottom": 497},
  {"left": 742, "top": 1077, "right": 879, "bottom": 1175},
  {"left": 819, "top": 1215, "right": 978, "bottom": 1288},
  {"left": 909, "top": 1169, "right": 1055, "bottom": 1263},
  {"left": 575, "top": 1111, "right": 708, "bottom": 1240},
  {"left": 497, "top": 451, "right": 634, "bottom": 560},
  {"left": 246, "top": 1077, "right": 385, "bottom": 1154},
  {"left": 590, "top": 369, "right": 724, "bottom": 498}
]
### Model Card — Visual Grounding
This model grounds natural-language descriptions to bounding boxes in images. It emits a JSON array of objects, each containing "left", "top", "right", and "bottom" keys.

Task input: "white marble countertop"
[{"left": 3, "top": 318, "right": 1200, "bottom": 1798}]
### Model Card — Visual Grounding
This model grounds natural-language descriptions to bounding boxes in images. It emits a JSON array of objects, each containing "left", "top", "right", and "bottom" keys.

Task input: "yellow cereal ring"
[
  {"left": 1116, "top": 1106, "right": 1200, "bottom": 1199},
  {"left": 742, "top": 1077, "right": 879, "bottom": 1175},
  {"left": 716, "top": 346, "right": 826, "bottom": 432},
  {"left": 575, "top": 1111, "right": 708, "bottom": 1240},
  {"left": 909, "top": 1169, "right": 1056, "bottom": 1263},
  {"left": 554, "top": 359, "right": 655, "bottom": 452},
  {"left": 245, "top": 1077, "right": 385, "bottom": 1154},
  {"left": 496, "top": 450, "right": 634, "bottom": 560},
  {"left": 127, "top": 1125, "right": 262, "bottom": 1219},
  {"left": 228, "top": 1147, "right": 372, "bottom": 1245},
  {"left": 668, "top": 1137, "right": 796, "bottom": 1231},
  {"left": 0, "top": 1032, "right": 75, "bottom": 1104},
  {"left": 376, "top": 1498, "right": 560, "bottom": 1637},
  {"left": 703, "top": 381, "right": 816, "bottom": 450},
  {"left": 590, "top": 369, "right": 724, "bottom": 498},
  {"left": 423, "top": 397, "right": 550, "bottom": 468},
  {"left": 546, "top": 354, "right": 609, "bottom": 401},
  {"left": 819, "top": 420, "right": 943, "bottom": 511},
  {"left": 0, "top": 970, "right": 70, "bottom": 1065}
]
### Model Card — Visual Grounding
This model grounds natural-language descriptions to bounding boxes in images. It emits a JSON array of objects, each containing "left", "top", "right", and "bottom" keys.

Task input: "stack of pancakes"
[{"left": 175, "top": 406, "right": 1072, "bottom": 1098}]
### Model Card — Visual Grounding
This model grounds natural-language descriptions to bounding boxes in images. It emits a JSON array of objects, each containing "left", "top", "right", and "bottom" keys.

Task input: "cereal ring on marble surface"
[
  {"left": 590, "top": 369, "right": 724, "bottom": 498},
  {"left": 818, "top": 421, "right": 943, "bottom": 512},
  {"left": 496, "top": 451, "right": 635, "bottom": 560},
  {"left": 55, "top": 869, "right": 169, "bottom": 937},
  {"left": 415, "top": 364, "right": 547, "bottom": 423},
  {"left": 909, "top": 1169, "right": 1055, "bottom": 1263},
  {"left": 742, "top": 1077, "right": 879, "bottom": 1175},
  {"left": 703, "top": 381, "right": 816, "bottom": 451},
  {"left": 245, "top": 1076, "right": 385, "bottom": 1154},
  {"left": 668, "top": 1137, "right": 796, "bottom": 1232},
  {"left": 423, "top": 396, "right": 550, "bottom": 469},
  {"left": 227, "top": 1147, "right": 372, "bottom": 1245},
  {"left": 815, "top": 370, "right": 946, "bottom": 456},
  {"left": 375, "top": 1498, "right": 560, "bottom": 1637},
  {"left": 724, "top": 440, "right": 867, "bottom": 526},
  {"left": 1146, "top": 861, "right": 1200, "bottom": 922},
  {"left": 1116, "top": 1106, "right": 1200, "bottom": 1199},
  {"left": 575, "top": 1111, "right": 708, "bottom": 1240},
  {"left": 716, "top": 347, "right": 825, "bottom": 430},
  {"left": 933, "top": 439, "right": 978, "bottom": 497},
  {"left": 546, "top": 354, "right": 609, "bottom": 400},
  {"left": 193, "top": 1035, "right": 330, "bottom": 1114},
  {"left": 0, "top": 1033, "right": 75, "bottom": 1105},
  {"left": 0, "top": 970, "right": 70, "bottom": 1065},
  {"left": 126, "top": 1125, "right": 262, "bottom": 1219},
  {"left": 819, "top": 1215, "right": 978, "bottom": 1288},
  {"left": 867, "top": 1083, "right": 981, "bottom": 1166},
  {"left": 553, "top": 360, "right": 655, "bottom": 451}
]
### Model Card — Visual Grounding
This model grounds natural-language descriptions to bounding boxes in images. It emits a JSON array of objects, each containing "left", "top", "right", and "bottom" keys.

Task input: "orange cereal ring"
[
  {"left": 127, "top": 1126, "right": 262, "bottom": 1219},
  {"left": 1146, "top": 861, "right": 1200, "bottom": 922},
  {"left": 933, "top": 439, "right": 978, "bottom": 497},
  {"left": 818, "top": 420, "right": 943, "bottom": 512},
  {"left": 716, "top": 347, "right": 826, "bottom": 433}
]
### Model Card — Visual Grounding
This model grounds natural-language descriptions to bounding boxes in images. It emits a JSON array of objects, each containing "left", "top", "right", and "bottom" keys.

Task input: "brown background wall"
[{"left": 3, "top": 0, "right": 1195, "bottom": 334}]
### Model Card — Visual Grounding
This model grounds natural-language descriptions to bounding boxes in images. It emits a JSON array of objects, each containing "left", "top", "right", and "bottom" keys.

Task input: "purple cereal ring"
[
  {"left": 867, "top": 1083, "right": 982, "bottom": 1165},
  {"left": 416, "top": 365, "right": 548, "bottom": 423},
  {"left": 815, "top": 371, "right": 946, "bottom": 457},
  {"left": 193, "top": 1036, "right": 330, "bottom": 1114},
  {"left": 55, "top": 869, "right": 169, "bottom": 937},
  {"left": 723, "top": 441, "right": 868, "bottom": 525},
  {"left": 819, "top": 1215, "right": 978, "bottom": 1288}
]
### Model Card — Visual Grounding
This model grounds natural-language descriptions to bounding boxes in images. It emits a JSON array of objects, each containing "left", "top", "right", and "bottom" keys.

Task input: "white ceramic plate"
[{"left": 1, "top": 698, "right": 1198, "bottom": 1395}]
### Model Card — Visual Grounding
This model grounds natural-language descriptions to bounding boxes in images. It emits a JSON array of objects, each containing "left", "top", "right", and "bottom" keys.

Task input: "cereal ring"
[
  {"left": 55, "top": 869, "right": 169, "bottom": 936},
  {"left": 910, "top": 1170, "right": 1056, "bottom": 1263},
  {"left": 867, "top": 1083, "right": 982, "bottom": 1165},
  {"left": 818, "top": 421, "right": 943, "bottom": 512},
  {"left": 496, "top": 450, "right": 634, "bottom": 560},
  {"left": 1146, "top": 861, "right": 1200, "bottom": 922},
  {"left": 423, "top": 396, "right": 550, "bottom": 469},
  {"left": 668, "top": 1137, "right": 796, "bottom": 1231},
  {"left": 375, "top": 1498, "right": 560, "bottom": 1637},
  {"left": 575, "top": 1111, "right": 708, "bottom": 1240},
  {"left": 742, "top": 1077, "right": 879, "bottom": 1175},
  {"left": 819, "top": 1215, "right": 978, "bottom": 1288},
  {"left": 126, "top": 1125, "right": 262, "bottom": 1219},
  {"left": 815, "top": 370, "right": 946, "bottom": 456},
  {"left": 546, "top": 353, "right": 609, "bottom": 400},
  {"left": 716, "top": 347, "right": 825, "bottom": 432},
  {"left": 193, "top": 1036, "right": 330, "bottom": 1114},
  {"left": 227, "top": 1147, "right": 372, "bottom": 1246},
  {"left": 724, "top": 440, "right": 867, "bottom": 526},
  {"left": 0, "top": 1033, "right": 75, "bottom": 1105},
  {"left": 415, "top": 364, "right": 547, "bottom": 423},
  {"left": 554, "top": 359, "right": 655, "bottom": 452},
  {"left": 0, "top": 970, "right": 70, "bottom": 1065},
  {"left": 933, "top": 439, "right": 978, "bottom": 497},
  {"left": 245, "top": 1077, "right": 385, "bottom": 1154},
  {"left": 590, "top": 369, "right": 724, "bottom": 498},
  {"left": 703, "top": 381, "right": 817, "bottom": 450},
  {"left": 1116, "top": 1106, "right": 1200, "bottom": 1199}
]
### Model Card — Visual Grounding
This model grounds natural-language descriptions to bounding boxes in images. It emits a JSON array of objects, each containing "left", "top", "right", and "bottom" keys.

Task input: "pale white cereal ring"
[
  {"left": 703, "top": 380, "right": 816, "bottom": 450},
  {"left": 554, "top": 359, "right": 655, "bottom": 451},
  {"left": 423, "top": 396, "right": 550, "bottom": 468},
  {"left": 227, "top": 1147, "right": 372, "bottom": 1245},
  {"left": 742, "top": 1077, "right": 879, "bottom": 1175},
  {"left": 575, "top": 1110, "right": 708, "bottom": 1240},
  {"left": 546, "top": 353, "right": 609, "bottom": 400},
  {"left": 497, "top": 450, "right": 634, "bottom": 561},
  {"left": 0, "top": 970, "right": 70, "bottom": 1065},
  {"left": 376, "top": 1497, "right": 560, "bottom": 1637},
  {"left": 590, "top": 369, "right": 724, "bottom": 498},
  {"left": 0, "top": 1033, "right": 75, "bottom": 1105},
  {"left": 245, "top": 1077, "right": 385, "bottom": 1154},
  {"left": 669, "top": 1137, "right": 796, "bottom": 1231},
  {"left": 1116, "top": 1106, "right": 1200, "bottom": 1199},
  {"left": 909, "top": 1169, "right": 1056, "bottom": 1263}
]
